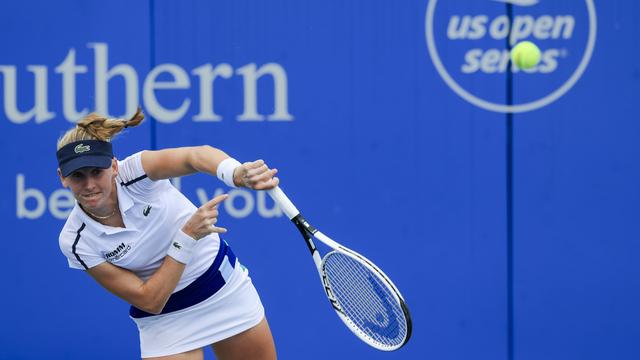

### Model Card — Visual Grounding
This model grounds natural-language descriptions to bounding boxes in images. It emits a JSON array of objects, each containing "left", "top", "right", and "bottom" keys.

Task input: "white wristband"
[
  {"left": 167, "top": 230, "right": 198, "bottom": 264},
  {"left": 217, "top": 158, "right": 242, "bottom": 188}
]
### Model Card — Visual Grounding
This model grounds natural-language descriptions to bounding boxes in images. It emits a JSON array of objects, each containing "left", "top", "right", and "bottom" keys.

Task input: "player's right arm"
[
  {"left": 87, "top": 256, "right": 185, "bottom": 314},
  {"left": 86, "top": 194, "right": 228, "bottom": 314}
]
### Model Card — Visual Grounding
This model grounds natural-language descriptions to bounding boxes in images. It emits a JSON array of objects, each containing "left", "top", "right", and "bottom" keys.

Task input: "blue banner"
[{"left": 2, "top": 1, "right": 638, "bottom": 359}]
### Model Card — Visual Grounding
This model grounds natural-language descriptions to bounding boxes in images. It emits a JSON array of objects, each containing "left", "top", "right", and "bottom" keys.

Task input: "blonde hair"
[{"left": 56, "top": 107, "right": 145, "bottom": 150}]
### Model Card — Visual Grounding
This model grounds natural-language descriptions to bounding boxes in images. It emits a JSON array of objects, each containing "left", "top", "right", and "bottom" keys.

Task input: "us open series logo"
[{"left": 425, "top": 0, "right": 597, "bottom": 113}]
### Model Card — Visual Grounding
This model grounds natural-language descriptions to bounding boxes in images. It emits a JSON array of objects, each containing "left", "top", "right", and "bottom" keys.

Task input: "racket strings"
[{"left": 322, "top": 252, "right": 407, "bottom": 348}]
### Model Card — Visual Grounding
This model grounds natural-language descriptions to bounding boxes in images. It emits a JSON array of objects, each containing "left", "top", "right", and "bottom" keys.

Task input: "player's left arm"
[{"left": 141, "top": 146, "right": 279, "bottom": 189}]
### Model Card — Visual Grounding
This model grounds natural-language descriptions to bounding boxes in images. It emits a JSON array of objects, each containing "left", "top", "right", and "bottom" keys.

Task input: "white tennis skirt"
[{"left": 131, "top": 261, "right": 265, "bottom": 358}]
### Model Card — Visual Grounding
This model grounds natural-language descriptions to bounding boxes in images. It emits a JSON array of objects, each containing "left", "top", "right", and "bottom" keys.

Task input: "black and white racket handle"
[{"left": 267, "top": 187, "right": 341, "bottom": 249}]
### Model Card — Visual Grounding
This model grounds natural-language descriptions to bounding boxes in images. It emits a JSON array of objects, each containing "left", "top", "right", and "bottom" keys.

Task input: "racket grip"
[{"left": 267, "top": 186, "right": 300, "bottom": 220}]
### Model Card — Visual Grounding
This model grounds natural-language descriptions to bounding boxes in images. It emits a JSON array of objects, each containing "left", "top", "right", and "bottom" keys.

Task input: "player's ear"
[
  {"left": 57, "top": 168, "right": 68, "bottom": 188},
  {"left": 111, "top": 158, "right": 119, "bottom": 177}
]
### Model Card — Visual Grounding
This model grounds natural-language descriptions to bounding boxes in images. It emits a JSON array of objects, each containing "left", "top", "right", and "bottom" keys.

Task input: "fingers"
[
  {"left": 204, "top": 193, "right": 229, "bottom": 209},
  {"left": 241, "top": 160, "right": 279, "bottom": 190},
  {"left": 203, "top": 208, "right": 227, "bottom": 234},
  {"left": 246, "top": 164, "right": 268, "bottom": 177},
  {"left": 253, "top": 175, "right": 280, "bottom": 190},
  {"left": 210, "top": 225, "right": 228, "bottom": 234},
  {"left": 251, "top": 168, "right": 277, "bottom": 183},
  {"left": 183, "top": 194, "right": 229, "bottom": 240},
  {"left": 244, "top": 159, "right": 265, "bottom": 170},
  {"left": 202, "top": 209, "right": 219, "bottom": 224},
  {"left": 243, "top": 160, "right": 276, "bottom": 178},
  {"left": 202, "top": 195, "right": 227, "bottom": 233}
]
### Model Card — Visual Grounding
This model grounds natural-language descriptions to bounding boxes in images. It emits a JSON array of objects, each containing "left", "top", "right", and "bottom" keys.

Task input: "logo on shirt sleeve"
[
  {"left": 104, "top": 242, "right": 132, "bottom": 262},
  {"left": 143, "top": 205, "right": 152, "bottom": 217}
]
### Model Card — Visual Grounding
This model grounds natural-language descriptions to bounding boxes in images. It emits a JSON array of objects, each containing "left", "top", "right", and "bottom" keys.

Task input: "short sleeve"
[
  {"left": 59, "top": 225, "right": 105, "bottom": 270},
  {"left": 118, "top": 151, "right": 171, "bottom": 195}
]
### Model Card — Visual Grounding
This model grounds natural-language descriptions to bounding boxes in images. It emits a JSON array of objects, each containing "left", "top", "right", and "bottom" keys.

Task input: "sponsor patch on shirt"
[{"left": 103, "top": 242, "right": 133, "bottom": 262}]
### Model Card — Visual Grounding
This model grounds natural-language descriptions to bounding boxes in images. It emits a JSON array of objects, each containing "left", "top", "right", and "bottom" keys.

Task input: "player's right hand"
[
  {"left": 181, "top": 194, "right": 229, "bottom": 240},
  {"left": 233, "top": 159, "right": 280, "bottom": 190}
]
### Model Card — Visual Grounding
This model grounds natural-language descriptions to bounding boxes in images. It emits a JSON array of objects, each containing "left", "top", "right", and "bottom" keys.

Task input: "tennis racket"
[{"left": 267, "top": 186, "right": 412, "bottom": 351}]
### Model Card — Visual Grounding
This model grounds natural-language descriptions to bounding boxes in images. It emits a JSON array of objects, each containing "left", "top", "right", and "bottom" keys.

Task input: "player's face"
[{"left": 59, "top": 160, "right": 118, "bottom": 210}]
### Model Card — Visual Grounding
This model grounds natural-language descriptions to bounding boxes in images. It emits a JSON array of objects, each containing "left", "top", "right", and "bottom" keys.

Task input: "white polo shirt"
[{"left": 58, "top": 151, "right": 220, "bottom": 292}]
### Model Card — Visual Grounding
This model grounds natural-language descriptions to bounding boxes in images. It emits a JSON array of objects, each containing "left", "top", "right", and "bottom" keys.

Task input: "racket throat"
[{"left": 291, "top": 214, "right": 318, "bottom": 255}]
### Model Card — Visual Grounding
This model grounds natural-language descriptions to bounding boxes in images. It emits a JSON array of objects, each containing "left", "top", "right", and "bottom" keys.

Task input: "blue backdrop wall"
[{"left": 1, "top": 1, "right": 638, "bottom": 359}]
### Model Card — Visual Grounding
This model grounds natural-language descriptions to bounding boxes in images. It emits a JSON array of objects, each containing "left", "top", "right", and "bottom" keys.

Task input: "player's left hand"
[{"left": 234, "top": 159, "right": 279, "bottom": 190}]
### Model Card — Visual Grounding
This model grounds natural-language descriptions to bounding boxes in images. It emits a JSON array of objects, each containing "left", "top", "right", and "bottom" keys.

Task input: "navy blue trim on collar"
[{"left": 121, "top": 174, "right": 148, "bottom": 187}]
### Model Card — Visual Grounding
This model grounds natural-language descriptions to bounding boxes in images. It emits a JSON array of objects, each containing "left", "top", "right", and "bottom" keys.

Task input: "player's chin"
[{"left": 79, "top": 192, "right": 105, "bottom": 208}]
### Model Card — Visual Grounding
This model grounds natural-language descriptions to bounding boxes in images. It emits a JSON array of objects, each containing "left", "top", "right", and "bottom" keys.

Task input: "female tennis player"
[{"left": 56, "top": 108, "right": 277, "bottom": 360}]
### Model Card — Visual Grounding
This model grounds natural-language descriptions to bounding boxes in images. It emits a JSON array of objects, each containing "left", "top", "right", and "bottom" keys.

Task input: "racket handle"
[{"left": 267, "top": 186, "right": 300, "bottom": 220}]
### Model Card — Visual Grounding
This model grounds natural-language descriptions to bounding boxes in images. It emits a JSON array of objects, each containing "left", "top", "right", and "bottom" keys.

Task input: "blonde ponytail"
[{"left": 57, "top": 107, "right": 145, "bottom": 150}]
